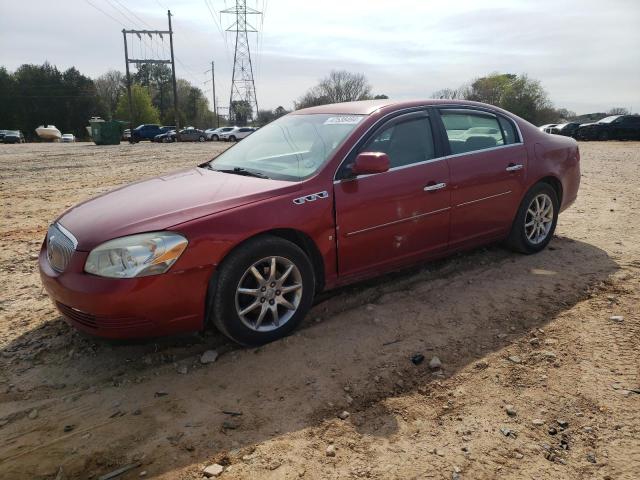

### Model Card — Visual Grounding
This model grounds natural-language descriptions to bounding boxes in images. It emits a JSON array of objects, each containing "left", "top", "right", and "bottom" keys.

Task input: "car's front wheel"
[
  {"left": 506, "top": 182, "right": 559, "bottom": 254},
  {"left": 228, "top": 135, "right": 236, "bottom": 142},
  {"left": 199, "top": 135, "right": 205, "bottom": 142},
  {"left": 210, "top": 236, "right": 315, "bottom": 346},
  {"left": 212, "top": 135, "right": 219, "bottom": 141}
]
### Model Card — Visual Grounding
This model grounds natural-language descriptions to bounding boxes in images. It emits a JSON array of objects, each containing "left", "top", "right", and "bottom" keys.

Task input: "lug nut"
[
  {"left": 260, "top": 297, "right": 265, "bottom": 303},
  {"left": 275, "top": 290, "right": 281, "bottom": 296},
  {"left": 269, "top": 299, "right": 275, "bottom": 305},
  {"left": 270, "top": 282, "right": 276, "bottom": 287},
  {"left": 260, "top": 286, "right": 266, "bottom": 292}
]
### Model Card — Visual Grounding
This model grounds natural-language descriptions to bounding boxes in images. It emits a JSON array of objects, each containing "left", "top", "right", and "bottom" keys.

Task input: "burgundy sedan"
[{"left": 40, "top": 100, "right": 580, "bottom": 345}]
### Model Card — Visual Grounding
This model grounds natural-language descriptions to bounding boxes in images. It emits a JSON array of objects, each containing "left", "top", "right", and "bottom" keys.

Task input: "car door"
[
  {"left": 435, "top": 108, "right": 527, "bottom": 248},
  {"left": 334, "top": 111, "right": 451, "bottom": 278}
]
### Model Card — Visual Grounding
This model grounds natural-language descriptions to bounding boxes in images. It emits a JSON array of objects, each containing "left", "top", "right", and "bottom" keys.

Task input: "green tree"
[
  {"left": 0, "top": 67, "right": 17, "bottom": 129},
  {"left": 8, "top": 63, "right": 105, "bottom": 139},
  {"left": 230, "top": 100, "right": 253, "bottom": 126},
  {"left": 256, "top": 106, "right": 289, "bottom": 126},
  {"left": 434, "top": 73, "right": 564, "bottom": 124},
  {"left": 115, "top": 84, "right": 160, "bottom": 125}
]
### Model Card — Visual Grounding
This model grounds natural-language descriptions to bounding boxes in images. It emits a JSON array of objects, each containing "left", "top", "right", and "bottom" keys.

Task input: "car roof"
[{"left": 291, "top": 99, "right": 523, "bottom": 116}]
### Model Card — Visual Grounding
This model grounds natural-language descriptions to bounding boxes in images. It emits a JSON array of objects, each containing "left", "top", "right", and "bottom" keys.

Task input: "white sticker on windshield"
[{"left": 323, "top": 116, "right": 363, "bottom": 125}]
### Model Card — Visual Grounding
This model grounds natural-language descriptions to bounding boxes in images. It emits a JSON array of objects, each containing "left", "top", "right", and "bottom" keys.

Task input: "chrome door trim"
[
  {"left": 332, "top": 143, "right": 524, "bottom": 185},
  {"left": 455, "top": 190, "right": 512, "bottom": 207},
  {"left": 506, "top": 164, "right": 524, "bottom": 172},
  {"left": 424, "top": 182, "right": 447, "bottom": 191},
  {"left": 345, "top": 207, "right": 451, "bottom": 237}
]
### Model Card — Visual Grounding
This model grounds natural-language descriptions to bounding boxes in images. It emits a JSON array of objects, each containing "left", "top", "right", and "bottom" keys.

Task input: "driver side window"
[{"left": 363, "top": 117, "right": 436, "bottom": 169}]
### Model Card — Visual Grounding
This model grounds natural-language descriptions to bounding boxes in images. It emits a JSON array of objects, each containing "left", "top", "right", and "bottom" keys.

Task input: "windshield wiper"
[{"left": 209, "top": 166, "right": 270, "bottom": 179}]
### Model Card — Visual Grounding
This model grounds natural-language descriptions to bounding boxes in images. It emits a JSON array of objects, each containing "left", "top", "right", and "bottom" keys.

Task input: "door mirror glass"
[{"left": 352, "top": 152, "right": 390, "bottom": 176}]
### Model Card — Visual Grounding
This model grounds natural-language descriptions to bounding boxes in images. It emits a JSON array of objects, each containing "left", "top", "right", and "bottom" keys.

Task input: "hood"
[
  {"left": 58, "top": 167, "right": 299, "bottom": 250},
  {"left": 579, "top": 122, "right": 597, "bottom": 128}
]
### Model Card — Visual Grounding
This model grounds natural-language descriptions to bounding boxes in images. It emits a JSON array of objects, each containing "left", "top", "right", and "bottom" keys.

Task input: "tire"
[
  {"left": 210, "top": 235, "right": 316, "bottom": 346},
  {"left": 162, "top": 137, "right": 170, "bottom": 143},
  {"left": 199, "top": 135, "right": 205, "bottom": 142},
  {"left": 505, "top": 182, "right": 559, "bottom": 254},
  {"left": 212, "top": 135, "right": 219, "bottom": 141},
  {"left": 229, "top": 135, "right": 236, "bottom": 142},
  {"left": 598, "top": 131, "right": 610, "bottom": 141}
]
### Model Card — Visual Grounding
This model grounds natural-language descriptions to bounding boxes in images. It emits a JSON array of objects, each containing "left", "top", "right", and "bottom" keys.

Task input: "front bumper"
[{"left": 38, "top": 241, "right": 213, "bottom": 339}]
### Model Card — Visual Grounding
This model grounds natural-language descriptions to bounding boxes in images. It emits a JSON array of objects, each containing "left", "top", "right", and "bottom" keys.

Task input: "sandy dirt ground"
[{"left": 0, "top": 141, "right": 638, "bottom": 480}]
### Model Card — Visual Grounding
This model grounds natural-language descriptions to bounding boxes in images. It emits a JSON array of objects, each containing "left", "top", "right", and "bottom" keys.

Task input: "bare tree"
[
  {"left": 94, "top": 70, "right": 124, "bottom": 119},
  {"left": 431, "top": 87, "right": 463, "bottom": 100},
  {"left": 607, "top": 107, "right": 629, "bottom": 115},
  {"left": 295, "top": 70, "right": 372, "bottom": 109}
]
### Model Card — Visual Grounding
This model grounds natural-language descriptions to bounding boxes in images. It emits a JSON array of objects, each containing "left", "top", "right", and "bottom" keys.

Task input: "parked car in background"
[
  {"left": 39, "top": 99, "right": 580, "bottom": 345},
  {"left": 122, "top": 129, "right": 131, "bottom": 141},
  {"left": 177, "top": 128, "right": 206, "bottom": 142},
  {"left": 575, "top": 115, "right": 640, "bottom": 140},
  {"left": 538, "top": 124, "right": 557, "bottom": 133},
  {"left": 219, "top": 126, "right": 256, "bottom": 142},
  {"left": 153, "top": 130, "right": 177, "bottom": 143},
  {"left": 205, "top": 126, "right": 236, "bottom": 141},
  {"left": 131, "top": 125, "right": 175, "bottom": 142},
  {"left": 3, "top": 130, "right": 25, "bottom": 143},
  {"left": 61, "top": 134, "right": 75, "bottom": 143},
  {"left": 0, "top": 130, "right": 8, "bottom": 142},
  {"left": 549, "top": 123, "right": 580, "bottom": 138}
]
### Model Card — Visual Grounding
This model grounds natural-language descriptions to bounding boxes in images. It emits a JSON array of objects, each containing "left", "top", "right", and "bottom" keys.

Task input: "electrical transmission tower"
[{"left": 221, "top": 1, "right": 261, "bottom": 125}]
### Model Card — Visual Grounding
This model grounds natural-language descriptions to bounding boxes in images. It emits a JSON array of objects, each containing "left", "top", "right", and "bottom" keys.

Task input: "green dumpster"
[{"left": 90, "top": 119, "right": 126, "bottom": 145}]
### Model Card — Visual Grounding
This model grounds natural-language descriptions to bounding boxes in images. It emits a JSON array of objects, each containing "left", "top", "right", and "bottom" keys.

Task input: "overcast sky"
[{"left": 1, "top": 0, "right": 639, "bottom": 114}]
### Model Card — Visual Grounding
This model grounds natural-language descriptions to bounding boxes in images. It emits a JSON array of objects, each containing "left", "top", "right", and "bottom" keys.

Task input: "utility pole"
[
  {"left": 221, "top": 0, "right": 261, "bottom": 126},
  {"left": 121, "top": 9, "right": 179, "bottom": 142},
  {"left": 167, "top": 10, "right": 179, "bottom": 130},
  {"left": 205, "top": 61, "right": 219, "bottom": 128}
]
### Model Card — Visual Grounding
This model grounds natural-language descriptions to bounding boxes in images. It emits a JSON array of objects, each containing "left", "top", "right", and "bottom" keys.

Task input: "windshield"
[
  {"left": 208, "top": 114, "right": 364, "bottom": 181},
  {"left": 598, "top": 115, "right": 621, "bottom": 124}
]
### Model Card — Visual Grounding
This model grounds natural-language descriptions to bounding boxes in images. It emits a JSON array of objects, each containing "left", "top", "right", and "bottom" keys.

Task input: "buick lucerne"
[{"left": 39, "top": 99, "right": 580, "bottom": 345}]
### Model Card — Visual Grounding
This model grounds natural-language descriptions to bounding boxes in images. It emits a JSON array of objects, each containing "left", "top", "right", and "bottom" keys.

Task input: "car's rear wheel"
[
  {"left": 229, "top": 135, "right": 236, "bottom": 142},
  {"left": 210, "top": 236, "right": 315, "bottom": 346},
  {"left": 506, "top": 182, "right": 559, "bottom": 254},
  {"left": 199, "top": 135, "right": 205, "bottom": 142}
]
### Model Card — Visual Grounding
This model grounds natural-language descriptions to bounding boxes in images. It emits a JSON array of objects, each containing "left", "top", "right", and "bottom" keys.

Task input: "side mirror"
[{"left": 351, "top": 152, "right": 390, "bottom": 176}]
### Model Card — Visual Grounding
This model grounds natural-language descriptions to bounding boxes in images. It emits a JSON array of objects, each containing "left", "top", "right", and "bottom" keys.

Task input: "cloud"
[{"left": 1, "top": 0, "right": 638, "bottom": 113}]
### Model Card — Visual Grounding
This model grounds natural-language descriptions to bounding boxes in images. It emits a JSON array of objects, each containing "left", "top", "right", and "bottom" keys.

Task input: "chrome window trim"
[
  {"left": 345, "top": 207, "right": 451, "bottom": 237},
  {"left": 332, "top": 142, "right": 523, "bottom": 185},
  {"left": 332, "top": 103, "right": 524, "bottom": 182},
  {"left": 438, "top": 108, "right": 523, "bottom": 145},
  {"left": 56, "top": 222, "right": 78, "bottom": 248}
]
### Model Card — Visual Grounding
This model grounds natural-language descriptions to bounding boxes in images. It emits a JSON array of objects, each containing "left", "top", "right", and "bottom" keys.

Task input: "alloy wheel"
[
  {"left": 235, "top": 256, "right": 303, "bottom": 332},
  {"left": 525, "top": 193, "right": 554, "bottom": 244}
]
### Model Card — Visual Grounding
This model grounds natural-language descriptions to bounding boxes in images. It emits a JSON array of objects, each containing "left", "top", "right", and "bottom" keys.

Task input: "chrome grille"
[{"left": 46, "top": 223, "right": 77, "bottom": 272}]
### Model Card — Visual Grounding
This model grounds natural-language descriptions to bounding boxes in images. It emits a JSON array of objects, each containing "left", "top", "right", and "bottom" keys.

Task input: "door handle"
[
  {"left": 424, "top": 182, "right": 447, "bottom": 192},
  {"left": 506, "top": 163, "right": 524, "bottom": 172}
]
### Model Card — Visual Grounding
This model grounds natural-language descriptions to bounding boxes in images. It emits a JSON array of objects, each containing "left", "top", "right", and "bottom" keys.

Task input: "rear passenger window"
[
  {"left": 440, "top": 110, "right": 505, "bottom": 154},
  {"left": 363, "top": 116, "right": 435, "bottom": 168}
]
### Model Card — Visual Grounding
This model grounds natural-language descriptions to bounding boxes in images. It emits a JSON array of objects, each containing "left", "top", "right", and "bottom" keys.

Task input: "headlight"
[{"left": 84, "top": 232, "right": 188, "bottom": 278}]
